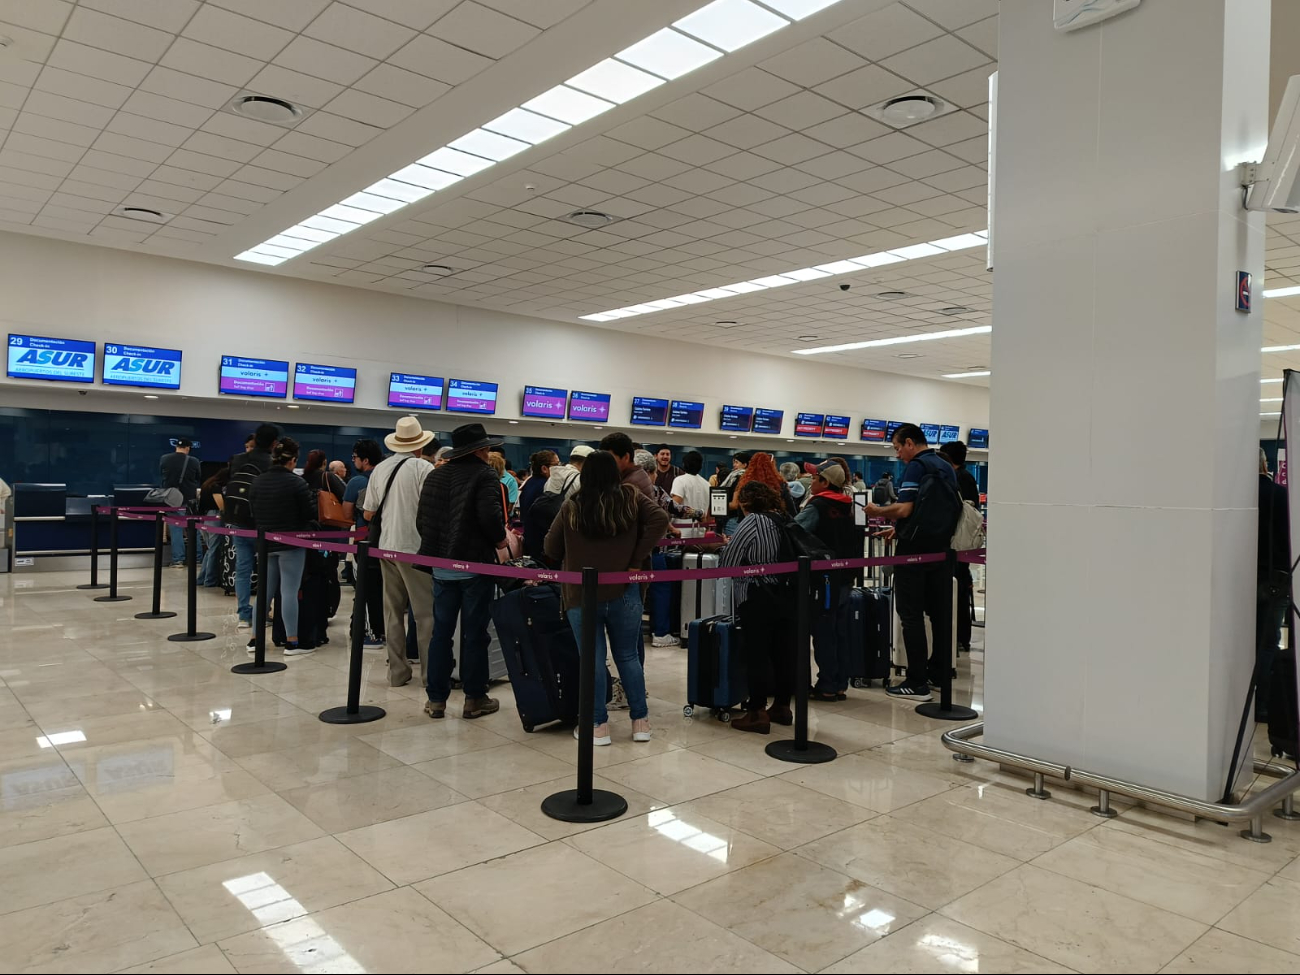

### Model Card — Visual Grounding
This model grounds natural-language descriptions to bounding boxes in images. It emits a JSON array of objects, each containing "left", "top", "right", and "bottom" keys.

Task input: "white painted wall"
[{"left": 0, "top": 233, "right": 988, "bottom": 451}]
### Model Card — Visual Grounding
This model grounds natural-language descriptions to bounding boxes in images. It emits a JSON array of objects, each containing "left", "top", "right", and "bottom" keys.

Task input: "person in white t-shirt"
[
  {"left": 670, "top": 450, "right": 711, "bottom": 516},
  {"left": 363, "top": 416, "right": 434, "bottom": 689}
]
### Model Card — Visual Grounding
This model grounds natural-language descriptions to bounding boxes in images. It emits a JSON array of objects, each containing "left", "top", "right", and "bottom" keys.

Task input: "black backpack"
[
  {"left": 527, "top": 472, "right": 578, "bottom": 538},
  {"left": 746, "top": 512, "right": 842, "bottom": 616},
  {"left": 223, "top": 462, "right": 261, "bottom": 528},
  {"left": 899, "top": 452, "right": 963, "bottom": 544}
]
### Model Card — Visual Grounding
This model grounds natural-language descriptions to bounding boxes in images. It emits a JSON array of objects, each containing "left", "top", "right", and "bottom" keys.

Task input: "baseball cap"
[
  {"left": 817, "top": 462, "right": 846, "bottom": 488},
  {"left": 570, "top": 444, "right": 595, "bottom": 459},
  {"left": 176, "top": 437, "right": 193, "bottom": 448}
]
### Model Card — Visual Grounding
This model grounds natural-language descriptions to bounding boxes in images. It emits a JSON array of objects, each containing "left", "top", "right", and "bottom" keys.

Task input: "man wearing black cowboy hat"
[{"left": 417, "top": 422, "right": 509, "bottom": 720}]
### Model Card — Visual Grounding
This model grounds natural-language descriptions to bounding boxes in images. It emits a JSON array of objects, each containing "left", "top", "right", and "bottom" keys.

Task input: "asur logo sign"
[
  {"left": 111, "top": 356, "right": 176, "bottom": 376},
  {"left": 16, "top": 349, "right": 88, "bottom": 368}
]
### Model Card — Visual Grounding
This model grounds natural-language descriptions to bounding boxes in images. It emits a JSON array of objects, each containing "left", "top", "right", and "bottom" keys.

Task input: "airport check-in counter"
[{"left": 13, "top": 483, "right": 155, "bottom": 559}]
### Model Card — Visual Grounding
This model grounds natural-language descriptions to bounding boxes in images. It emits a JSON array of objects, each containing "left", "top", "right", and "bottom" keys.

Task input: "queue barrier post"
[
  {"left": 93, "top": 507, "right": 131, "bottom": 603},
  {"left": 135, "top": 510, "right": 177, "bottom": 620},
  {"left": 542, "top": 565, "right": 628, "bottom": 823},
  {"left": 915, "top": 550, "right": 978, "bottom": 722},
  {"left": 77, "top": 504, "right": 109, "bottom": 590},
  {"left": 320, "top": 539, "right": 385, "bottom": 724},
  {"left": 231, "top": 528, "right": 286, "bottom": 675},
  {"left": 766, "top": 555, "right": 837, "bottom": 765},
  {"left": 169, "top": 517, "right": 214, "bottom": 642}
]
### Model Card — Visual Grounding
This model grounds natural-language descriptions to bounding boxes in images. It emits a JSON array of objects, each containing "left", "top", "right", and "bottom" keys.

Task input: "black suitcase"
[
  {"left": 491, "top": 584, "right": 580, "bottom": 733},
  {"left": 848, "top": 587, "right": 892, "bottom": 687},
  {"left": 685, "top": 615, "right": 745, "bottom": 721},
  {"left": 270, "top": 553, "right": 331, "bottom": 649},
  {"left": 1268, "top": 645, "right": 1299, "bottom": 759}
]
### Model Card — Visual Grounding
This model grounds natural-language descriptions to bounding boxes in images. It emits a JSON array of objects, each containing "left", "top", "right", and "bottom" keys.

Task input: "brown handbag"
[{"left": 315, "top": 473, "right": 352, "bottom": 529}]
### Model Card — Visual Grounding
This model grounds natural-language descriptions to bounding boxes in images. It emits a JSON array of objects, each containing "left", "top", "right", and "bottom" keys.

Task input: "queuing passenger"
[
  {"left": 365, "top": 417, "right": 435, "bottom": 689},
  {"left": 671, "top": 451, "right": 710, "bottom": 515},
  {"left": 486, "top": 451, "right": 514, "bottom": 519},
  {"left": 796, "top": 461, "right": 859, "bottom": 700},
  {"left": 719, "top": 452, "right": 751, "bottom": 533},
  {"left": 939, "top": 440, "right": 980, "bottom": 653},
  {"left": 634, "top": 448, "right": 691, "bottom": 651},
  {"left": 546, "top": 443, "right": 591, "bottom": 493},
  {"left": 797, "top": 462, "right": 815, "bottom": 502},
  {"left": 600, "top": 433, "right": 656, "bottom": 500},
  {"left": 228, "top": 423, "right": 278, "bottom": 629},
  {"left": 652, "top": 444, "right": 683, "bottom": 495},
  {"left": 342, "top": 439, "right": 385, "bottom": 648},
  {"left": 303, "top": 449, "right": 345, "bottom": 500},
  {"left": 159, "top": 437, "right": 201, "bottom": 566},
  {"left": 1257, "top": 449, "right": 1290, "bottom": 722},
  {"left": 198, "top": 467, "right": 229, "bottom": 588},
  {"left": 329, "top": 459, "right": 348, "bottom": 482},
  {"left": 433, "top": 446, "right": 451, "bottom": 466},
  {"left": 544, "top": 449, "right": 668, "bottom": 744},
  {"left": 418, "top": 422, "right": 509, "bottom": 720},
  {"left": 850, "top": 472, "right": 867, "bottom": 495},
  {"left": 719, "top": 481, "right": 796, "bottom": 734},
  {"left": 489, "top": 446, "right": 519, "bottom": 513},
  {"left": 527, "top": 447, "right": 587, "bottom": 563},
  {"left": 247, "top": 437, "right": 315, "bottom": 656},
  {"left": 422, "top": 440, "right": 441, "bottom": 464},
  {"left": 868, "top": 423, "right": 960, "bottom": 701},
  {"left": 872, "top": 472, "right": 897, "bottom": 505},
  {"left": 521, "top": 450, "right": 558, "bottom": 519},
  {"left": 733, "top": 451, "right": 795, "bottom": 517}
]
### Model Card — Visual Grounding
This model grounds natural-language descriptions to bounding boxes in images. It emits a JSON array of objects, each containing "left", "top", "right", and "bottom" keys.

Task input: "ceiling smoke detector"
[
  {"left": 112, "top": 205, "right": 170, "bottom": 224},
  {"left": 563, "top": 209, "right": 618, "bottom": 228},
  {"left": 421, "top": 264, "right": 455, "bottom": 276},
  {"left": 226, "top": 94, "right": 306, "bottom": 127},
  {"left": 863, "top": 89, "right": 956, "bottom": 129}
]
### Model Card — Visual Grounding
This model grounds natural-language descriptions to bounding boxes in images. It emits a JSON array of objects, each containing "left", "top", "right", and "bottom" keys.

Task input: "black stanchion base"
[
  {"left": 915, "top": 703, "right": 979, "bottom": 721},
  {"left": 168, "top": 631, "right": 215, "bottom": 642},
  {"left": 231, "top": 661, "right": 288, "bottom": 675},
  {"left": 134, "top": 611, "right": 177, "bottom": 620},
  {"left": 319, "top": 705, "right": 386, "bottom": 725},
  {"left": 76, "top": 583, "right": 109, "bottom": 590},
  {"left": 765, "top": 739, "right": 838, "bottom": 764},
  {"left": 541, "top": 788, "right": 628, "bottom": 823},
  {"left": 94, "top": 594, "right": 132, "bottom": 602}
]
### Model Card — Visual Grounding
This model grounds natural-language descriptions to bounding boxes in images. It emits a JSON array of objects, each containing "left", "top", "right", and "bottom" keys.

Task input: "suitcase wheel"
[
  {"left": 522, "top": 722, "right": 535, "bottom": 733},
  {"left": 682, "top": 705, "right": 694, "bottom": 718},
  {"left": 713, "top": 708, "right": 731, "bottom": 723}
]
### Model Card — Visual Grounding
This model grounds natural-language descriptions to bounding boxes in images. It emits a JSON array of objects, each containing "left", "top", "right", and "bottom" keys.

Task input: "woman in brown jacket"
[{"left": 545, "top": 450, "right": 669, "bottom": 745}]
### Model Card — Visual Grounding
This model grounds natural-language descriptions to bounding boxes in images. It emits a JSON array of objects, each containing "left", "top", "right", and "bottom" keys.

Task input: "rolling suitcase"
[
  {"left": 490, "top": 584, "right": 580, "bottom": 733},
  {"left": 678, "top": 552, "right": 732, "bottom": 639},
  {"left": 1268, "top": 645, "right": 1298, "bottom": 759},
  {"left": 269, "top": 564, "right": 330, "bottom": 649},
  {"left": 848, "top": 587, "right": 892, "bottom": 687},
  {"left": 684, "top": 615, "right": 746, "bottom": 722}
]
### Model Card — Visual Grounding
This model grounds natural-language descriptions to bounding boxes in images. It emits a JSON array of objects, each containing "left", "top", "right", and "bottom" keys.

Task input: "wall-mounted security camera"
[
  {"left": 839, "top": 283, "right": 851, "bottom": 291},
  {"left": 1241, "top": 75, "right": 1300, "bottom": 212},
  {"left": 77, "top": 389, "right": 88, "bottom": 396}
]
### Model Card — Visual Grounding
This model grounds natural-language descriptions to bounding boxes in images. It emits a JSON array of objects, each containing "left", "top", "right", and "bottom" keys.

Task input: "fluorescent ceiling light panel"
[
  {"left": 418, "top": 146, "right": 494, "bottom": 176},
  {"left": 580, "top": 312, "right": 618, "bottom": 321},
  {"left": 784, "top": 267, "right": 831, "bottom": 281},
  {"left": 264, "top": 234, "right": 319, "bottom": 251},
  {"left": 234, "top": 250, "right": 284, "bottom": 265},
  {"left": 696, "top": 286, "right": 742, "bottom": 299},
  {"left": 482, "top": 107, "right": 570, "bottom": 144},
  {"left": 666, "top": 293, "right": 710, "bottom": 304},
  {"left": 1264, "top": 285, "right": 1300, "bottom": 298},
  {"left": 318, "top": 203, "right": 383, "bottom": 225},
  {"left": 1263, "top": 377, "right": 1284, "bottom": 383},
  {"left": 616, "top": 27, "right": 722, "bottom": 79},
  {"left": 890, "top": 242, "right": 945, "bottom": 260},
  {"left": 676, "top": 0, "right": 788, "bottom": 52},
  {"left": 645, "top": 298, "right": 686, "bottom": 309},
  {"left": 1263, "top": 411, "right": 1282, "bottom": 416},
  {"left": 567, "top": 58, "right": 665, "bottom": 103},
  {"left": 760, "top": 0, "right": 844, "bottom": 19},
  {"left": 450, "top": 128, "right": 531, "bottom": 161},
  {"left": 849, "top": 252, "right": 905, "bottom": 268},
  {"left": 727, "top": 281, "right": 767, "bottom": 293},
  {"left": 301, "top": 214, "right": 360, "bottom": 234},
  {"left": 523, "top": 85, "right": 615, "bottom": 124},
  {"left": 1262, "top": 397, "right": 1283, "bottom": 402},
  {"left": 814, "top": 259, "right": 867, "bottom": 274},
  {"left": 252, "top": 243, "right": 305, "bottom": 259},
  {"left": 750, "top": 274, "right": 799, "bottom": 287},
  {"left": 931, "top": 233, "right": 987, "bottom": 251},
  {"left": 388, "top": 164, "right": 461, "bottom": 190},
  {"left": 1263, "top": 344, "right": 1300, "bottom": 352},
  {"left": 364, "top": 178, "right": 436, "bottom": 204},
  {"left": 281, "top": 224, "right": 339, "bottom": 243},
  {"left": 793, "top": 325, "right": 993, "bottom": 356},
  {"left": 341, "top": 191, "right": 406, "bottom": 214},
  {"left": 944, "top": 370, "right": 992, "bottom": 378}
]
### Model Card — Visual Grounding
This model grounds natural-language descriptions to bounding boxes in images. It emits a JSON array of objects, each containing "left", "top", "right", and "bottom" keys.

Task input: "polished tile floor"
[{"left": 1, "top": 566, "right": 1297, "bottom": 973}]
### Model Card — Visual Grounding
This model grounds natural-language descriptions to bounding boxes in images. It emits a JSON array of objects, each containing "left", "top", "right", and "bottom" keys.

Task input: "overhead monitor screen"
[
  {"left": 921, "top": 423, "right": 941, "bottom": 443},
  {"left": 861, "top": 418, "right": 887, "bottom": 442},
  {"left": 823, "top": 414, "right": 851, "bottom": 439},
  {"left": 569, "top": 390, "right": 611, "bottom": 422},
  {"left": 388, "top": 373, "right": 444, "bottom": 409},
  {"left": 968, "top": 428, "right": 989, "bottom": 449},
  {"left": 293, "top": 363, "right": 356, "bottom": 403},
  {"left": 939, "top": 424, "right": 960, "bottom": 444},
  {"left": 101, "top": 343, "right": 181, "bottom": 390},
  {"left": 447, "top": 378, "right": 498, "bottom": 414},
  {"left": 753, "top": 408, "right": 783, "bottom": 435},
  {"left": 8, "top": 334, "right": 96, "bottom": 383},
  {"left": 669, "top": 400, "right": 704, "bottom": 429},
  {"left": 795, "top": 413, "right": 825, "bottom": 437},
  {"left": 219, "top": 355, "right": 288, "bottom": 398},
  {"left": 631, "top": 396, "right": 669, "bottom": 426},
  {"left": 522, "top": 385, "right": 567, "bottom": 419},
  {"left": 886, "top": 420, "right": 904, "bottom": 440},
  {"left": 720, "top": 405, "right": 753, "bottom": 432}
]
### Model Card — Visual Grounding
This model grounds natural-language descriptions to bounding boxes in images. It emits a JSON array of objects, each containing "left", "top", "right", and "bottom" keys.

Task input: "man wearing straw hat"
[{"left": 364, "top": 416, "right": 435, "bottom": 688}]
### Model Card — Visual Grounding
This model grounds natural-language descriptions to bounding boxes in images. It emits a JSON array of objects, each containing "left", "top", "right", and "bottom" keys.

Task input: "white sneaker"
[
  {"left": 574, "top": 724, "right": 612, "bottom": 746},
  {"left": 284, "top": 644, "right": 315, "bottom": 656},
  {"left": 632, "top": 719, "right": 652, "bottom": 743},
  {"left": 237, "top": 619, "right": 251, "bottom": 630},
  {"left": 652, "top": 633, "right": 680, "bottom": 647},
  {"left": 608, "top": 677, "right": 629, "bottom": 710}
]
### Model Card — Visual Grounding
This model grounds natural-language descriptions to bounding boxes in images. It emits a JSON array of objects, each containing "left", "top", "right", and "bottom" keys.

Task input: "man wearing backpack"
[
  {"left": 868, "top": 423, "right": 962, "bottom": 701},
  {"left": 224, "top": 423, "right": 279, "bottom": 629}
]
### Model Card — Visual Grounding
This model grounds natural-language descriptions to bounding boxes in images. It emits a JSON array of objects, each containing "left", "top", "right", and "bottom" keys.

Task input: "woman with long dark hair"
[
  {"left": 249, "top": 437, "right": 315, "bottom": 655},
  {"left": 302, "top": 448, "right": 345, "bottom": 500},
  {"left": 544, "top": 450, "right": 668, "bottom": 744}
]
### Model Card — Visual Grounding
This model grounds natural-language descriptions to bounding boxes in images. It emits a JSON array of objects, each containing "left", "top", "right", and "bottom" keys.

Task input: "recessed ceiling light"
[
  {"left": 877, "top": 291, "right": 909, "bottom": 299},
  {"left": 895, "top": 353, "right": 923, "bottom": 359},
  {"left": 567, "top": 58, "right": 665, "bottom": 104},
  {"left": 143, "top": 394, "right": 159, "bottom": 399},
  {"left": 421, "top": 264, "right": 454, "bottom": 275},
  {"left": 113, "top": 205, "right": 169, "bottom": 223},
  {"left": 481, "top": 107, "right": 570, "bottom": 145},
  {"left": 675, "top": 0, "right": 786, "bottom": 52},
  {"left": 943, "top": 370, "right": 992, "bottom": 379},
  {"left": 563, "top": 209, "right": 618, "bottom": 228},
  {"left": 798, "top": 334, "right": 819, "bottom": 341},
  {"left": 882, "top": 94, "right": 940, "bottom": 124},
  {"left": 615, "top": 27, "right": 721, "bottom": 80},
  {"left": 940, "top": 306, "right": 971, "bottom": 316},
  {"left": 230, "top": 94, "right": 303, "bottom": 125},
  {"left": 286, "top": 404, "right": 299, "bottom": 409},
  {"left": 508, "top": 419, "right": 520, "bottom": 424},
  {"left": 715, "top": 320, "right": 740, "bottom": 327},
  {"left": 449, "top": 128, "right": 530, "bottom": 162},
  {"left": 524, "top": 85, "right": 615, "bottom": 125}
]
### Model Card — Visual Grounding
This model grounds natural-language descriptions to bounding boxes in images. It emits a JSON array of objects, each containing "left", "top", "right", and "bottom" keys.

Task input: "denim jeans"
[
  {"left": 266, "top": 548, "right": 306, "bottom": 640},
  {"left": 199, "top": 533, "right": 224, "bottom": 587},
  {"left": 233, "top": 533, "right": 256, "bottom": 623},
  {"left": 568, "top": 584, "right": 648, "bottom": 726},
  {"left": 648, "top": 550, "right": 672, "bottom": 637},
  {"left": 812, "top": 581, "right": 851, "bottom": 693},
  {"left": 169, "top": 521, "right": 202, "bottom": 563},
  {"left": 428, "top": 574, "right": 495, "bottom": 701}
]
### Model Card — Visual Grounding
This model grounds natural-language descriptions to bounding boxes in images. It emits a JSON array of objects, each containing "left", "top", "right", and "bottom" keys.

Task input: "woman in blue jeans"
[
  {"left": 248, "top": 437, "right": 316, "bottom": 656},
  {"left": 545, "top": 450, "right": 669, "bottom": 744}
]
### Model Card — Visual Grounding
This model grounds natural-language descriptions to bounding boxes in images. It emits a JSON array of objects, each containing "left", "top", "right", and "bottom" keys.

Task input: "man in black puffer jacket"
[{"left": 418, "top": 422, "right": 509, "bottom": 721}]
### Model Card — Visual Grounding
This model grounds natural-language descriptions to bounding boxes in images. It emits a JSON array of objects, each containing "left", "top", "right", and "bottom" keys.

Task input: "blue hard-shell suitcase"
[
  {"left": 685, "top": 614, "right": 746, "bottom": 722},
  {"left": 491, "top": 584, "right": 580, "bottom": 733},
  {"left": 849, "top": 586, "right": 892, "bottom": 687}
]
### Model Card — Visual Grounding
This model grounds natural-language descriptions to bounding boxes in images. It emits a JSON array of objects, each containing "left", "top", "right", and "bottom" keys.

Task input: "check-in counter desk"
[{"left": 14, "top": 484, "right": 155, "bottom": 557}]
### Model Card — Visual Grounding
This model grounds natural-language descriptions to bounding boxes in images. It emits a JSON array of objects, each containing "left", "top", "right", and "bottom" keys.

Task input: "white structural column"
[{"left": 986, "top": 0, "right": 1269, "bottom": 800}]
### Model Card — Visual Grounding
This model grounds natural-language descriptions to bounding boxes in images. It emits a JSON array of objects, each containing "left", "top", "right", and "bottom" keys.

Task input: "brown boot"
[
  {"left": 462, "top": 696, "right": 500, "bottom": 719},
  {"left": 731, "top": 709, "right": 770, "bottom": 734},
  {"left": 768, "top": 704, "right": 793, "bottom": 727}
]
